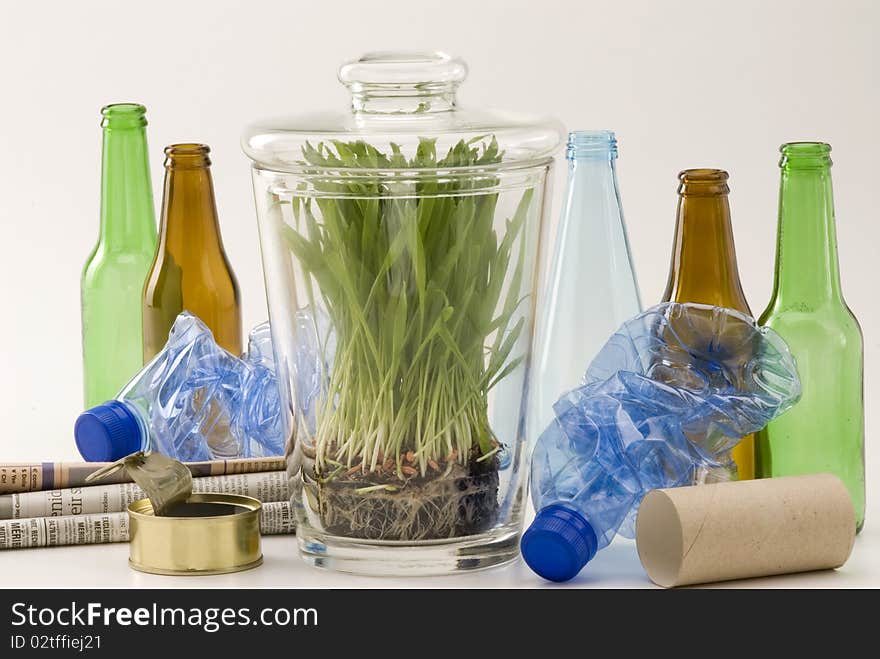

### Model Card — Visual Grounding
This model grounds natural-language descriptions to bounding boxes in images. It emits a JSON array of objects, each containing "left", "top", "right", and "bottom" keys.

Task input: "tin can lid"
[{"left": 86, "top": 451, "right": 193, "bottom": 515}]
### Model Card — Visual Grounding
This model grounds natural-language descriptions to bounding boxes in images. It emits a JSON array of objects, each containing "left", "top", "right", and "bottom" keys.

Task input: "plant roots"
[{"left": 304, "top": 454, "right": 500, "bottom": 541}]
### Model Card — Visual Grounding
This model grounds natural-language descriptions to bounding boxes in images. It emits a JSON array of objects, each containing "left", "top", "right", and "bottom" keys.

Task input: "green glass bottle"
[
  {"left": 756, "top": 142, "right": 865, "bottom": 530},
  {"left": 81, "top": 104, "right": 157, "bottom": 408}
]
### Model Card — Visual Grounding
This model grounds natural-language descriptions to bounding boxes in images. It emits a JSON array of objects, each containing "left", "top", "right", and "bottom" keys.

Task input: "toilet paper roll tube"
[{"left": 635, "top": 473, "right": 856, "bottom": 588}]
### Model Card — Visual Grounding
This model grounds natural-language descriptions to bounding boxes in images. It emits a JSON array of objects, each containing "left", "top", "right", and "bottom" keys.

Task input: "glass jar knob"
[{"left": 338, "top": 51, "right": 467, "bottom": 114}]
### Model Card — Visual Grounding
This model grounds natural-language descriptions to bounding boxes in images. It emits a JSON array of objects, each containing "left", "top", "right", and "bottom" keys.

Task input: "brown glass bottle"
[
  {"left": 142, "top": 144, "right": 242, "bottom": 360},
  {"left": 661, "top": 169, "right": 754, "bottom": 480}
]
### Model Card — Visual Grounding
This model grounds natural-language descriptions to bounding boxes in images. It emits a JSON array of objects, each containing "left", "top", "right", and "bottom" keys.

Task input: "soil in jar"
[{"left": 302, "top": 446, "right": 500, "bottom": 541}]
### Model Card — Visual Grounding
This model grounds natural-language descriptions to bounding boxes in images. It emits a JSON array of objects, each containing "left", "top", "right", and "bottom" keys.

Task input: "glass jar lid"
[{"left": 242, "top": 51, "right": 564, "bottom": 173}]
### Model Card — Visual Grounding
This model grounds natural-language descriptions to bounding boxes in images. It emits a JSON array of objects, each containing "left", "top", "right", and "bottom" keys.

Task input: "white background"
[{"left": 0, "top": 0, "right": 876, "bottom": 586}]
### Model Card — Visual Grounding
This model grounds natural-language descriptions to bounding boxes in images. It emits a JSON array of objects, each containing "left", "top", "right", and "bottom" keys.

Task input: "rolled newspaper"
[
  {"left": 0, "top": 457, "right": 286, "bottom": 494},
  {"left": 0, "top": 501, "right": 294, "bottom": 549},
  {"left": 0, "top": 471, "right": 289, "bottom": 520}
]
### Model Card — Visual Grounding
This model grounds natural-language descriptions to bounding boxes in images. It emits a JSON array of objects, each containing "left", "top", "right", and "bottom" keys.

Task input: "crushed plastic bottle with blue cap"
[
  {"left": 74, "top": 312, "right": 290, "bottom": 462},
  {"left": 521, "top": 303, "right": 802, "bottom": 582}
]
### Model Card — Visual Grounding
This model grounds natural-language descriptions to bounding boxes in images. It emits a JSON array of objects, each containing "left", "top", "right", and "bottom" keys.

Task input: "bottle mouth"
[
  {"left": 677, "top": 168, "right": 729, "bottom": 196},
  {"left": 101, "top": 103, "right": 147, "bottom": 128},
  {"left": 567, "top": 130, "right": 617, "bottom": 160},
  {"left": 780, "top": 142, "right": 832, "bottom": 169},
  {"left": 165, "top": 143, "right": 211, "bottom": 168}
]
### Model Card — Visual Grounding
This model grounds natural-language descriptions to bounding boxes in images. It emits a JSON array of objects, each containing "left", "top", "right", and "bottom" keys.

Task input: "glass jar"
[{"left": 242, "top": 51, "right": 563, "bottom": 574}]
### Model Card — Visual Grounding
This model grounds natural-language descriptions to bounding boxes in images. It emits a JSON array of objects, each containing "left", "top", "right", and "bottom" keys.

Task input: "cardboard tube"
[{"left": 636, "top": 473, "right": 856, "bottom": 587}]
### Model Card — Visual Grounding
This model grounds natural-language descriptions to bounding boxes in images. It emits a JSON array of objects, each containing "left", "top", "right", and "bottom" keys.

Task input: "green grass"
[{"left": 285, "top": 136, "right": 533, "bottom": 479}]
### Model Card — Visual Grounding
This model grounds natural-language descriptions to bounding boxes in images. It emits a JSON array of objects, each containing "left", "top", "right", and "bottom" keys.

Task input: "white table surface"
[{"left": 1, "top": 521, "right": 876, "bottom": 589}]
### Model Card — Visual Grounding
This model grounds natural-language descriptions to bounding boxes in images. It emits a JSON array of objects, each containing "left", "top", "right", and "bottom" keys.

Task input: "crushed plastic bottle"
[
  {"left": 521, "top": 303, "right": 801, "bottom": 582},
  {"left": 234, "top": 321, "right": 286, "bottom": 458},
  {"left": 75, "top": 312, "right": 285, "bottom": 462}
]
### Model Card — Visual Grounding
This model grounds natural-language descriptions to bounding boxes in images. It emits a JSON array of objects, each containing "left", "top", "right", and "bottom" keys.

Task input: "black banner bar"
[{"left": 0, "top": 588, "right": 864, "bottom": 654}]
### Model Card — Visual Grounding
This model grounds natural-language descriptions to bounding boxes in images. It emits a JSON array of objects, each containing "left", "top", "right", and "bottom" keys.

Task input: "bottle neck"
[
  {"left": 564, "top": 155, "right": 624, "bottom": 247},
  {"left": 551, "top": 144, "right": 640, "bottom": 326},
  {"left": 568, "top": 152, "right": 618, "bottom": 186},
  {"left": 663, "top": 174, "right": 750, "bottom": 311},
  {"left": 120, "top": 399, "right": 151, "bottom": 451},
  {"left": 99, "top": 123, "right": 155, "bottom": 248},
  {"left": 565, "top": 131, "right": 620, "bottom": 210},
  {"left": 772, "top": 165, "right": 842, "bottom": 304},
  {"left": 158, "top": 147, "right": 223, "bottom": 255}
]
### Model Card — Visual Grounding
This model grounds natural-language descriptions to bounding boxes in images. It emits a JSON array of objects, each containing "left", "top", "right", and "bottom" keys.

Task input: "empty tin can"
[{"left": 128, "top": 493, "right": 263, "bottom": 575}]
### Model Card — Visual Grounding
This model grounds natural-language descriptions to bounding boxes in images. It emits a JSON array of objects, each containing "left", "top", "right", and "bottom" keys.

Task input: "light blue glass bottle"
[{"left": 529, "top": 131, "right": 642, "bottom": 443}]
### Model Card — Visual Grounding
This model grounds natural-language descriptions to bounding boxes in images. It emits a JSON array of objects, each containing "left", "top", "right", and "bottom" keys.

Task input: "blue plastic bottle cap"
[
  {"left": 521, "top": 504, "right": 598, "bottom": 582},
  {"left": 74, "top": 400, "right": 143, "bottom": 462}
]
